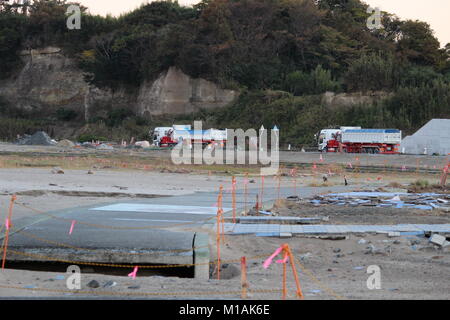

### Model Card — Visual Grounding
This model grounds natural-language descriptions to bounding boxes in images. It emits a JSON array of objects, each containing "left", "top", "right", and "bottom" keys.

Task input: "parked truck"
[
  {"left": 151, "top": 125, "right": 227, "bottom": 147},
  {"left": 317, "top": 127, "right": 402, "bottom": 154}
]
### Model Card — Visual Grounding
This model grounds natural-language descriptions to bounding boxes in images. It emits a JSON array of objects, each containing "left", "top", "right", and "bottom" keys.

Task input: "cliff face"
[
  {"left": 137, "top": 67, "right": 237, "bottom": 117},
  {"left": 322, "top": 91, "right": 391, "bottom": 108},
  {"left": 0, "top": 47, "right": 238, "bottom": 120}
]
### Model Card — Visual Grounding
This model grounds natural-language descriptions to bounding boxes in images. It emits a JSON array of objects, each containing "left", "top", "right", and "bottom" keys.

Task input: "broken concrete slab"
[
  {"left": 429, "top": 234, "right": 447, "bottom": 246},
  {"left": 388, "top": 232, "right": 401, "bottom": 237},
  {"left": 308, "top": 192, "right": 450, "bottom": 211}
]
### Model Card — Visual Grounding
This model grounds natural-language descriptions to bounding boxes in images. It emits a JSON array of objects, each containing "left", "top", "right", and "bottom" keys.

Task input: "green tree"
[
  {"left": 345, "top": 53, "right": 397, "bottom": 91},
  {"left": 285, "top": 65, "right": 341, "bottom": 95},
  {"left": 396, "top": 20, "right": 445, "bottom": 68}
]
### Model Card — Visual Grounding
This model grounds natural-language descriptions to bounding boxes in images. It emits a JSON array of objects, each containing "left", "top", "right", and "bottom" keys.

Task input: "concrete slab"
[
  {"left": 224, "top": 223, "right": 450, "bottom": 236},
  {"left": 1, "top": 185, "right": 355, "bottom": 275}
]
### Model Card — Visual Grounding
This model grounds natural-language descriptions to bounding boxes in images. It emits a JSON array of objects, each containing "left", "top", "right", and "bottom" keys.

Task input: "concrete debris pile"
[
  {"left": 135, "top": 141, "right": 151, "bottom": 148},
  {"left": 16, "top": 131, "right": 56, "bottom": 146},
  {"left": 56, "top": 139, "right": 75, "bottom": 148},
  {"left": 77, "top": 142, "right": 114, "bottom": 150},
  {"left": 309, "top": 192, "right": 450, "bottom": 211}
]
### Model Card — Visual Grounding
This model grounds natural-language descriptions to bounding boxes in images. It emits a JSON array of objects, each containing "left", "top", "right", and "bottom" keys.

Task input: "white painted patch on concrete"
[
  {"left": 112, "top": 218, "right": 193, "bottom": 223},
  {"left": 90, "top": 203, "right": 230, "bottom": 215}
]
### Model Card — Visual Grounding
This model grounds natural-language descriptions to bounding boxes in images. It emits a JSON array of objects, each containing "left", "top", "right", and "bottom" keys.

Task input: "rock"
[
  {"left": 333, "top": 248, "right": 341, "bottom": 253},
  {"left": 358, "top": 239, "right": 367, "bottom": 244},
  {"left": 103, "top": 281, "right": 117, "bottom": 288},
  {"left": 215, "top": 264, "right": 240, "bottom": 280},
  {"left": 299, "top": 253, "right": 312, "bottom": 261},
  {"left": 87, "top": 170, "right": 94, "bottom": 175},
  {"left": 128, "top": 285, "right": 140, "bottom": 290},
  {"left": 365, "top": 244, "right": 378, "bottom": 255},
  {"left": 87, "top": 280, "right": 100, "bottom": 288},
  {"left": 51, "top": 167, "right": 64, "bottom": 174},
  {"left": 57, "top": 139, "right": 75, "bottom": 148}
]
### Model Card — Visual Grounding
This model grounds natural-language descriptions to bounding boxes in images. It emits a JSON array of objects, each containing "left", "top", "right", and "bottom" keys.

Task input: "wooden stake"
[
  {"left": 284, "top": 244, "right": 304, "bottom": 299},
  {"left": 2, "top": 195, "right": 17, "bottom": 270},
  {"left": 232, "top": 176, "right": 236, "bottom": 224},
  {"left": 244, "top": 173, "right": 248, "bottom": 215},
  {"left": 277, "top": 173, "right": 281, "bottom": 201},
  {"left": 216, "top": 187, "right": 223, "bottom": 280},
  {"left": 241, "top": 257, "right": 248, "bottom": 299},
  {"left": 219, "top": 186, "right": 225, "bottom": 244},
  {"left": 260, "top": 175, "right": 264, "bottom": 208},
  {"left": 282, "top": 250, "right": 288, "bottom": 300},
  {"left": 440, "top": 164, "right": 449, "bottom": 187}
]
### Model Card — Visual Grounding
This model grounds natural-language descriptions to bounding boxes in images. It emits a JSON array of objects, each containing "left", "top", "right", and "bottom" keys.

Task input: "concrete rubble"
[
  {"left": 308, "top": 192, "right": 450, "bottom": 211},
  {"left": 16, "top": 131, "right": 56, "bottom": 146},
  {"left": 429, "top": 234, "right": 450, "bottom": 247}
]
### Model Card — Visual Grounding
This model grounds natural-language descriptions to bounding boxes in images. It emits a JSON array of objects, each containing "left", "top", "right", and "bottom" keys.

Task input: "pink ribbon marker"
[
  {"left": 5, "top": 218, "right": 10, "bottom": 231},
  {"left": 128, "top": 266, "right": 138, "bottom": 280},
  {"left": 276, "top": 255, "right": 289, "bottom": 264},
  {"left": 263, "top": 246, "right": 284, "bottom": 269},
  {"left": 244, "top": 178, "right": 249, "bottom": 185},
  {"left": 69, "top": 220, "right": 76, "bottom": 235}
]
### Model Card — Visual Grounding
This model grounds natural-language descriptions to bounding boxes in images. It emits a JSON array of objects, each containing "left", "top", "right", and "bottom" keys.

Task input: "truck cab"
[
  {"left": 317, "top": 129, "right": 341, "bottom": 152},
  {"left": 151, "top": 127, "right": 173, "bottom": 146}
]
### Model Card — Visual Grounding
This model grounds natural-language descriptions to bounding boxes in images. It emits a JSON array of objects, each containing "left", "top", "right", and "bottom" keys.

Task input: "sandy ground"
[
  {"left": 0, "top": 233, "right": 447, "bottom": 299},
  {"left": 0, "top": 146, "right": 448, "bottom": 300}
]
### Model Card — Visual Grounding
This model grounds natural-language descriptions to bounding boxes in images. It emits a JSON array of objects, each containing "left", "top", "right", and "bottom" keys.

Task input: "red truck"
[{"left": 318, "top": 127, "right": 402, "bottom": 154}]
